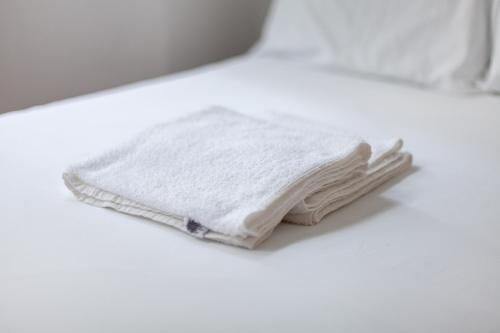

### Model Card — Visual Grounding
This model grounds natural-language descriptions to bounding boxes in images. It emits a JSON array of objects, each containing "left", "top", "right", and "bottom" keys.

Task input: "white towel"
[
  {"left": 250, "top": 112, "right": 412, "bottom": 225},
  {"left": 285, "top": 139, "right": 412, "bottom": 225},
  {"left": 63, "top": 107, "right": 411, "bottom": 248}
]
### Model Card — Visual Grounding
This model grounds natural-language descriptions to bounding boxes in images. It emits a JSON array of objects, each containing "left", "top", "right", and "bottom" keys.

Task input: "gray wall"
[{"left": 0, "top": 0, "right": 270, "bottom": 114}]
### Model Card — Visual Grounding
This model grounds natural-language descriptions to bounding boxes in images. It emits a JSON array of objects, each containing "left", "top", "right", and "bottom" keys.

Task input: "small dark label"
[{"left": 185, "top": 218, "right": 209, "bottom": 236}]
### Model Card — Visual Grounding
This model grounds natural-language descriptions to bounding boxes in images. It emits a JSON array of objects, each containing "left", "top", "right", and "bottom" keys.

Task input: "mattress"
[{"left": 1, "top": 56, "right": 500, "bottom": 333}]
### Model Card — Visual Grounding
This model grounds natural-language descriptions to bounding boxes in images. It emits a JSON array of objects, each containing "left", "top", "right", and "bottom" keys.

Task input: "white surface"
[
  {"left": 255, "top": 0, "right": 490, "bottom": 92},
  {"left": 1, "top": 57, "right": 500, "bottom": 332}
]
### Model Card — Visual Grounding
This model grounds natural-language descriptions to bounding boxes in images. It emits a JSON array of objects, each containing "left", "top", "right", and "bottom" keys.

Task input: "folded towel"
[
  {"left": 285, "top": 139, "right": 412, "bottom": 225},
  {"left": 63, "top": 107, "right": 411, "bottom": 248},
  {"left": 244, "top": 112, "right": 412, "bottom": 225}
]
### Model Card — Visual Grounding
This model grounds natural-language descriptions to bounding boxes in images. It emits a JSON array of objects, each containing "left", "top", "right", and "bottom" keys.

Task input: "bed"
[{"left": 1, "top": 55, "right": 500, "bottom": 332}]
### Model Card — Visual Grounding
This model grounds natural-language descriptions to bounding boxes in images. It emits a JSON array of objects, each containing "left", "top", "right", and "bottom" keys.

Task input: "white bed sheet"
[{"left": 1, "top": 56, "right": 500, "bottom": 333}]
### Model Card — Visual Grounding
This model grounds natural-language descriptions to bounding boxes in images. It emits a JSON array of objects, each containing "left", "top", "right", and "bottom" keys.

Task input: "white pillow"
[
  {"left": 485, "top": 0, "right": 500, "bottom": 92},
  {"left": 254, "top": 0, "right": 491, "bottom": 92}
]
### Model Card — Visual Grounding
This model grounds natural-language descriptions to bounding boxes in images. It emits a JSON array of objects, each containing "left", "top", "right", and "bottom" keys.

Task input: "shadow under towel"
[{"left": 63, "top": 107, "right": 410, "bottom": 248}]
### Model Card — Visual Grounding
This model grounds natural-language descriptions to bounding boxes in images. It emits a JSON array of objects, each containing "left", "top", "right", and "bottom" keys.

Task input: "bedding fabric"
[
  {"left": 486, "top": 0, "right": 500, "bottom": 91},
  {"left": 1, "top": 57, "right": 500, "bottom": 332},
  {"left": 254, "top": 0, "right": 491, "bottom": 92}
]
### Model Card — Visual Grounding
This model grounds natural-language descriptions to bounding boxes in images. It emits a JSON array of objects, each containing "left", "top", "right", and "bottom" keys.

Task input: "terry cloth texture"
[{"left": 64, "top": 107, "right": 411, "bottom": 248}]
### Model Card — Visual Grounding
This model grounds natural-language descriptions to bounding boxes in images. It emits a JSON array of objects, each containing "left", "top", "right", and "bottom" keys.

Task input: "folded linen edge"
[
  {"left": 62, "top": 140, "right": 372, "bottom": 249},
  {"left": 238, "top": 142, "right": 372, "bottom": 236},
  {"left": 63, "top": 171, "right": 267, "bottom": 248},
  {"left": 64, "top": 172, "right": 198, "bottom": 235}
]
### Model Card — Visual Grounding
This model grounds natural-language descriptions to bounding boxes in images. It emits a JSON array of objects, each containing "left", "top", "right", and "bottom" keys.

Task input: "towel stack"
[
  {"left": 286, "top": 138, "right": 411, "bottom": 225},
  {"left": 64, "top": 107, "right": 411, "bottom": 248}
]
